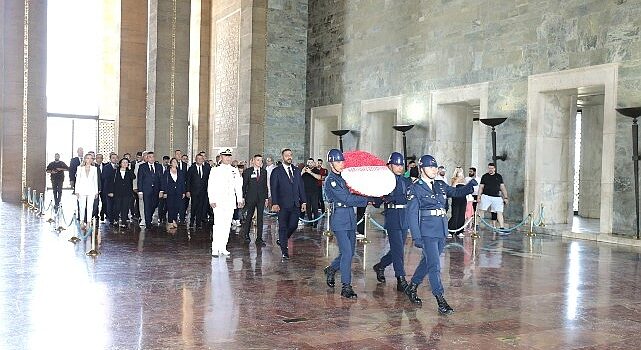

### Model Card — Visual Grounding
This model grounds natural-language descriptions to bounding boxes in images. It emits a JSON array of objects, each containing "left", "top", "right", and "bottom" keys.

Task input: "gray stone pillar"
[
  {"left": 117, "top": 0, "right": 148, "bottom": 155},
  {"left": 1, "top": 0, "right": 47, "bottom": 202},
  {"left": 147, "top": 0, "right": 191, "bottom": 157}
]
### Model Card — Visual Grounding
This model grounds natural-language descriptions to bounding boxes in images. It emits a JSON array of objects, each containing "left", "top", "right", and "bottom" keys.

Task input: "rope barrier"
[
  {"left": 298, "top": 213, "right": 326, "bottom": 223},
  {"left": 356, "top": 216, "right": 365, "bottom": 225},
  {"left": 447, "top": 216, "right": 475, "bottom": 233},
  {"left": 478, "top": 213, "right": 531, "bottom": 234},
  {"left": 368, "top": 217, "right": 386, "bottom": 232},
  {"left": 59, "top": 209, "right": 77, "bottom": 228}
]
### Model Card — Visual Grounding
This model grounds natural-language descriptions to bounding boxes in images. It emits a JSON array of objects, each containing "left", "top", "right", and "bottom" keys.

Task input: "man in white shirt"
[{"left": 208, "top": 148, "right": 244, "bottom": 256}]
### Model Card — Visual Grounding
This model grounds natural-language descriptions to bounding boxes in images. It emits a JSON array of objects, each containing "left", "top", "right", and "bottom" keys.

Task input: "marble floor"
[{"left": 3, "top": 197, "right": 641, "bottom": 350}]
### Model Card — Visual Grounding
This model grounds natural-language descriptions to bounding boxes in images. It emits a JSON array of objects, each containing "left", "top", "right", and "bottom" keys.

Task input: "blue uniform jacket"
[
  {"left": 324, "top": 171, "right": 369, "bottom": 231},
  {"left": 383, "top": 174, "right": 412, "bottom": 230},
  {"left": 406, "top": 178, "right": 476, "bottom": 240}
]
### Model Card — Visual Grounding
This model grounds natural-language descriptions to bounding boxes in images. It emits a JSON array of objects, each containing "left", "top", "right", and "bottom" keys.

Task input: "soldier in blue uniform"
[
  {"left": 405, "top": 154, "right": 477, "bottom": 314},
  {"left": 323, "top": 149, "right": 379, "bottom": 299},
  {"left": 372, "top": 152, "right": 412, "bottom": 293}
]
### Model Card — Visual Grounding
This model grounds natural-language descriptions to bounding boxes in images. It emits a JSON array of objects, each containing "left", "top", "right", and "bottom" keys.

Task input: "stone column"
[
  {"left": 147, "top": 0, "right": 191, "bottom": 157},
  {"left": 117, "top": 0, "right": 148, "bottom": 155},
  {"left": 188, "top": 0, "right": 211, "bottom": 159},
  {"left": 0, "top": 0, "right": 47, "bottom": 203},
  {"left": 209, "top": 0, "right": 267, "bottom": 161}
]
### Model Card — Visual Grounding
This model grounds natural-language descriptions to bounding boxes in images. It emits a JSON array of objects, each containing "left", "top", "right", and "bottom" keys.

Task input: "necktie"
[
  {"left": 287, "top": 167, "right": 293, "bottom": 182},
  {"left": 256, "top": 169, "right": 260, "bottom": 181},
  {"left": 198, "top": 166, "right": 202, "bottom": 178},
  {"left": 151, "top": 164, "right": 154, "bottom": 174}
]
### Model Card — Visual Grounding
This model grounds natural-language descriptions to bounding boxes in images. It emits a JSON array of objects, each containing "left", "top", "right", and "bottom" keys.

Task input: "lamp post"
[
  {"left": 330, "top": 129, "right": 350, "bottom": 152},
  {"left": 393, "top": 124, "right": 415, "bottom": 169},
  {"left": 616, "top": 107, "right": 641, "bottom": 240},
  {"left": 480, "top": 117, "right": 508, "bottom": 171}
]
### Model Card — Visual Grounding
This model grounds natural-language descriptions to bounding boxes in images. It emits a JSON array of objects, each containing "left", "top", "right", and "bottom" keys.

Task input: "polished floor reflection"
[{"left": 3, "top": 199, "right": 641, "bottom": 350}]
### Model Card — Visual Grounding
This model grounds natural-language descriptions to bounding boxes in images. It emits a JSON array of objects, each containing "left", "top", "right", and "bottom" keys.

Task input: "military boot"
[
  {"left": 396, "top": 276, "right": 408, "bottom": 292},
  {"left": 373, "top": 263, "right": 386, "bottom": 283},
  {"left": 244, "top": 233, "right": 251, "bottom": 243},
  {"left": 341, "top": 284, "right": 358, "bottom": 299},
  {"left": 404, "top": 282, "right": 422, "bottom": 304},
  {"left": 324, "top": 266, "right": 336, "bottom": 288},
  {"left": 435, "top": 295, "right": 454, "bottom": 315}
]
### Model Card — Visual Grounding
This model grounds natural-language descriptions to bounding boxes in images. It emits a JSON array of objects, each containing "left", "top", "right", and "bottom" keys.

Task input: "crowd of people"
[{"left": 45, "top": 146, "right": 509, "bottom": 313}]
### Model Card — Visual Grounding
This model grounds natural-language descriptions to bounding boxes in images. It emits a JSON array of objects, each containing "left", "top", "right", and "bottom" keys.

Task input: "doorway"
[
  {"left": 525, "top": 64, "right": 617, "bottom": 234},
  {"left": 310, "top": 104, "right": 341, "bottom": 159},
  {"left": 45, "top": 115, "right": 98, "bottom": 189}
]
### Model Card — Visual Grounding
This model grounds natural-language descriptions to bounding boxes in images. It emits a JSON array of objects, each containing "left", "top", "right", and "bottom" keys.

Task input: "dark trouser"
[
  {"left": 166, "top": 193, "right": 183, "bottom": 223},
  {"left": 158, "top": 197, "right": 167, "bottom": 222},
  {"left": 114, "top": 195, "right": 131, "bottom": 223},
  {"left": 100, "top": 192, "right": 114, "bottom": 221},
  {"left": 52, "top": 181, "right": 63, "bottom": 207},
  {"left": 411, "top": 236, "right": 446, "bottom": 296},
  {"left": 241, "top": 198, "right": 265, "bottom": 240},
  {"left": 277, "top": 207, "right": 300, "bottom": 255},
  {"left": 181, "top": 196, "right": 189, "bottom": 222},
  {"left": 448, "top": 200, "right": 466, "bottom": 234},
  {"left": 190, "top": 191, "right": 207, "bottom": 225},
  {"left": 93, "top": 195, "right": 100, "bottom": 219},
  {"left": 378, "top": 229, "right": 408, "bottom": 277},
  {"left": 143, "top": 191, "right": 159, "bottom": 225},
  {"left": 305, "top": 190, "right": 319, "bottom": 224},
  {"left": 330, "top": 229, "right": 357, "bottom": 285},
  {"left": 317, "top": 186, "right": 325, "bottom": 212},
  {"left": 356, "top": 206, "right": 366, "bottom": 234}
]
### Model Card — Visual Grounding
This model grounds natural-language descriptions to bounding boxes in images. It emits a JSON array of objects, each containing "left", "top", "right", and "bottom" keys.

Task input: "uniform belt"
[
  {"left": 419, "top": 209, "right": 447, "bottom": 217},
  {"left": 384, "top": 204, "right": 405, "bottom": 209},
  {"left": 331, "top": 202, "right": 349, "bottom": 209}
]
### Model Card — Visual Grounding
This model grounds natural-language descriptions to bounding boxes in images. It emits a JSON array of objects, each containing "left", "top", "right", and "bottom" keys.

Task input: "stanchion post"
[
  {"left": 32, "top": 189, "right": 37, "bottom": 209},
  {"left": 86, "top": 218, "right": 99, "bottom": 256},
  {"left": 27, "top": 187, "right": 32, "bottom": 206},
  {"left": 68, "top": 213, "right": 81, "bottom": 243},
  {"left": 358, "top": 212, "right": 371, "bottom": 244},
  {"left": 527, "top": 212, "right": 535, "bottom": 237},
  {"left": 322, "top": 207, "right": 333, "bottom": 237},
  {"left": 470, "top": 213, "right": 480, "bottom": 239},
  {"left": 538, "top": 203, "right": 546, "bottom": 227},
  {"left": 38, "top": 193, "right": 45, "bottom": 216}
]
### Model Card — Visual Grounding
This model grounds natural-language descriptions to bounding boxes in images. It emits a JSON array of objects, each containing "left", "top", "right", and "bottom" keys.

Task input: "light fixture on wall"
[
  {"left": 616, "top": 107, "right": 641, "bottom": 240},
  {"left": 392, "top": 124, "right": 415, "bottom": 169},
  {"left": 330, "top": 129, "right": 350, "bottom": 152},
  {"left": 480, "top": 117, "right": 508, "bottom": 170}
]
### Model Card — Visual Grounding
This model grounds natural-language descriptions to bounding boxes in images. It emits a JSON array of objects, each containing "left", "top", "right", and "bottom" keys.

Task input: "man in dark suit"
[
  {"left": 241, "top": 154, "right": 268, "bottom": 245},
  {"left": 270, "top": 148, "right": 307, "bottom": 259},
  {"left": 157, "top": 155, "right": 170, "bottom": 223},
  {"left": 93, "top": 153, "right": 105, "bottom": 219},
  {"left": 175, "top": 150, "right": 190, "bottom": 224},
  {"left": 186, "top": 153, "right": 209, "bottom": 229},
  {"left": 100, "top": 153, "right": 119, "bottom": 224},
  {"left": 69, "top": 147, "right": 84, "bottom": 192},
  {"left": 137, "top": 151, "right": 162, "bottom": 228}
]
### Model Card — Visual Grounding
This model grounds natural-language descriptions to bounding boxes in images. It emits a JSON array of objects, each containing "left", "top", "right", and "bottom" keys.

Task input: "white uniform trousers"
[{"left": 212, "top": 206, "right": 235, "bottom": 253}]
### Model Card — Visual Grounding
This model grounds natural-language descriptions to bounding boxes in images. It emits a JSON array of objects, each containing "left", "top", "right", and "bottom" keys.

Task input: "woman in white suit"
[{"left": 75, "top": 153, "right": 99, "bottom": 228}]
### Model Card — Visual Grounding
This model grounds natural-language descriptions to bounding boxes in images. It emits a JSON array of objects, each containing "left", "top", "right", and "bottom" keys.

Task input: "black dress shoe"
[
  {"left": 396, "top": 276, "right": 409, "bottom": 292},
  {"left": 244, "top": 235, "right": 251, "bottom": 243},
  {"left": 324, "top": 266, "right": 336, "bottom": 288},
  {"left": 255, "top": 239, "right": 266, "bottom": 247},
  {"left": 404, "top": 282, "right": 422, "bottom": 304},
  {"left": 276, "top": 239, "right": 281, "bottom": 247},
  {"left": 435, "top": 295, "right": 454, "bottom": 315},
  {"left": 341, "top": 284, "right": 357, "bottom": 299},
  {"left": 373, "top": 263, "right": 386, "bottom": 283},
  {"left": 145, "top": 224, "right": 153, "bottom": 229},
  {"left": 282, "top": 253, "right": 290, "bottom": 260}
]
